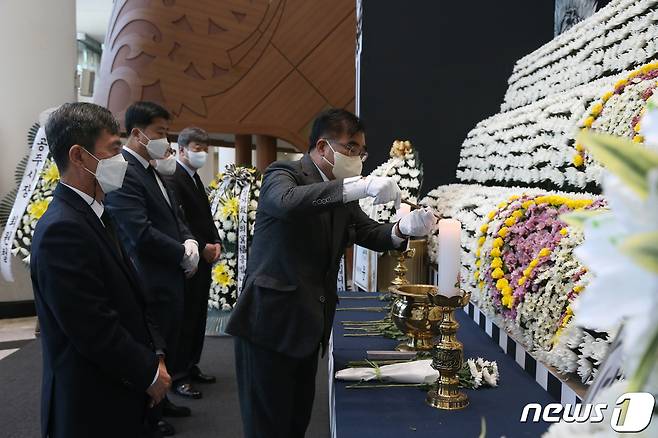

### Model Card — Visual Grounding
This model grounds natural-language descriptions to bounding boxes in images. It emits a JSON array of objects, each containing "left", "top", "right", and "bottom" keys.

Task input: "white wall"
[{"left": 0, "top": 0, "right": 76, "bottom": 302}]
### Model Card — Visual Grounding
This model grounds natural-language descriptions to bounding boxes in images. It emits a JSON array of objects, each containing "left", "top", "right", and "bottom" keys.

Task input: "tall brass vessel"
[{"left": 390, "top": 284, "right": 440, "bottom": 351}]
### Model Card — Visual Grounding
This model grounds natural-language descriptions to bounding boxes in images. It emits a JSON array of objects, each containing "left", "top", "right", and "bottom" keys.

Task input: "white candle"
[
  {"left": 396, "top": 203, "right": 411, "bottom": 221},
  {"left": 437, "top": 219, "right": 462, "bottom": 297}
]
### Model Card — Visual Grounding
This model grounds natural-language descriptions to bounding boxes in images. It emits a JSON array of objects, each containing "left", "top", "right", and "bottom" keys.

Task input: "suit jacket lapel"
[
  {"left": 54, "top": 184, "right": 144, "bottom": 295},
  {"left": 123, "top": 150, "right": 176, "bottom": 217},
  {"left": 300, "top": 155, "right": 333, "bottom": 255}
]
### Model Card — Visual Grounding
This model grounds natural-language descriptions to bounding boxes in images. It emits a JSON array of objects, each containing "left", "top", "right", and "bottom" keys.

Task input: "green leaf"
[
  {"left": 577, "top": 130, "right": 658, "bottom": 198},
  {"left": 620, "top": 231, "right": 658, "bottom": 274},
  {"left": 559, "top": 209, "right": 607, "bottom": 230}
]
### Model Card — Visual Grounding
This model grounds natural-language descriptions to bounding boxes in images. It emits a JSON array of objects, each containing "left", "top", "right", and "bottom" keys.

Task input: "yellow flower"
[
  {"left": 523, "top": 267, "right": 532, "bottom": 277},
  {"left": 491, "top": 267, "right": 504, "bottom": 279},
  {"left": 601, "top": 91, "right": 613, "bottom": 102},
  {"left": 559, "top": 228, "right": 568, "bottom": 236},
  {"left": 574, "top": 285, "right": 585, "bottom": 293},
  {"left": 504, "top": 217, "right": 517, "bottom": 227},
  {"left": 634, "top": 123, "right": 642, "bottom": 133},
  {"left": 521, "top": 200, "right": 535, "bottom": 209},
  {"left": 512, "top": 210, "right": 524, "bottom": 219},
  {"left": 529, "top": 259, "right": 539, "bottom": 268},
  {"left": 572, "top": 154, "right": 584, "bottom": 167},
  {"left": 491, "top": 257, "right": 503, "bottom": 269},
  {"left": 502, "top": 285, "right": 512, "bottom": 296},
  {"left": 478, "top": 281, "right": 485, "bottom": 290},
  {"left": 590, "top": 102, "right": 603, "bottom": 117},
  {"left": 518, "top": 277, "right": 527, "bottom": 286},
  {"left": 633, "top": 135, "right": 644, "bottom": 143},
  {"left": 475, "top": 259, "right": 482, "bottom": 267},
  {"left": 496, "top": 278, "right": 509, "bottom": 290},
  {"left": 501, "top": 295, "right": 513, "bottom": 308},
  {"left": 474, "top": 271, "right": 480, "bottom": 280},
  {"left": 209, "top": 179, "right": 219, "bottom": 189},
  {"left": 498, "top": 227, "right": 509, "bottom": 238},
  {"left": 490, "top": 247, "right": 502, "bottom": 258},
  {"left": 582, "top": 116, "right": 594, "bottom": 128},
  {"left": 538, "top": 248, "right": 551, "bottom": 258},
  {"left": 212, "top": 262, "right": 234, "bottom": 287},
  {"left": 493, "top": 237, "right": 504, "bottom": 248},
  {"left": 575, "top": 143, "right": 584, "bottom": 152},
  {"left": 43, "top": 163, "right": 60, "bottom": 184},
  {"left": 613, "top": 78, "right": 627, "bottom": 90},
  {"left": 219, "top": 197, "right": 239, "bottom": 220},
  {"left": 27, "top": 199, "right": 50, "bottom": 220},
  {"left": 475, "top": 248, "right": 481, "bottom": 257},
  {"left": 497, "top": 202, "right": 508, "bottom": 209},
  {"left": 487, "top": 210, "right": 497, "bottom": 220},
  {"left": 508, "top": 195, "right": 520, "bottom": 201},
  {"left": 478, "top": 236, "right": 486, "bottom": 247},
  {"left": 479, "top": 223, "right": 489, "bottom": 234}
]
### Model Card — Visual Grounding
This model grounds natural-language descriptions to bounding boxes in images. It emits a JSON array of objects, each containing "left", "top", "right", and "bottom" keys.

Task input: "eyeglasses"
[{"left": 325, "top": 139, "right": 368, "bottom": 162}]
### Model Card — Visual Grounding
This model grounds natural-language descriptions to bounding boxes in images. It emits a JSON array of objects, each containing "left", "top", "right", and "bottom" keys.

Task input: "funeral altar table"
[{"left": 328, "top": 291, "right": 553, "bottom": 438}]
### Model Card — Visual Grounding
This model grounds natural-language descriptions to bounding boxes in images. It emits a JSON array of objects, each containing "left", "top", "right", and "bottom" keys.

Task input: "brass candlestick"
[
  {"left": 426, "top": 292, "right": 471, "bottom": 410},
  {"left": 388, "top": 247, "right": 416, "bottom": 292}
]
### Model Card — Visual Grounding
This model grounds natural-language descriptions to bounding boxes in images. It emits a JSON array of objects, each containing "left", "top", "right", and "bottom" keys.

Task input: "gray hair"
[{"left": 178, "top": 127, "right": 209, "bottom": 148}]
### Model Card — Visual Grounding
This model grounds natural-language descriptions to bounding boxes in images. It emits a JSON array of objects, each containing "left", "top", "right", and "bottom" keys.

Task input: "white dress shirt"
[
  {"left": 60, "top": 183, "right": 104, "bottom": 224},
  {"left": 123, "top": 146, "right": 171, "bottom": 207}
]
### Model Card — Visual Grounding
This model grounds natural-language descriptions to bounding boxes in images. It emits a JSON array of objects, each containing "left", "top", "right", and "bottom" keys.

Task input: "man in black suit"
[
  {"left": 163, "top": 127, "right": 221, "bottom": 399},
  {"left": 226, "top": 109, "right": 438, "bottom": 438},
  {"left": 105, "top": 102, "right": 200, "bottom": 436},
  {"left": 31, "top": 102, "right": 171, "bottom": 438}
]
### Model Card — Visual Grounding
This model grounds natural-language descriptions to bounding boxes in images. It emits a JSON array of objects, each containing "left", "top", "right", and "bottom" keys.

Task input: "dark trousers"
[
  {"left": 174, "top": 261, "right": 211, "bottom": 381},
  {"left": 234, "top": 337, "right": 319, "bottom": 438},
  {"left": 146, "top": 295, "right": 184, "bottom": 431}
]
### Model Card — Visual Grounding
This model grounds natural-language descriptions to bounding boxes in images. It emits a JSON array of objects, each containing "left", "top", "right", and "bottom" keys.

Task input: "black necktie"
[
  {"left": 193, "top": 173, "right": 208, "bottom": 199},
  {"left": 101, "top": 210, "right": 124, "bottom": 259}
]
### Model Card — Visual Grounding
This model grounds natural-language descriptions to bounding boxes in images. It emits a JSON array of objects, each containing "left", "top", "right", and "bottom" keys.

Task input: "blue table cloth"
[{"left": 330, "top": 291, "right": 553, "bottom": 438}]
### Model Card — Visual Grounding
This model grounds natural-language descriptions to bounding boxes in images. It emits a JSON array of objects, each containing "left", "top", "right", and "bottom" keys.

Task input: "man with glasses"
[{"left": 226, "top": 108, "right": 437, "bottom": 438}]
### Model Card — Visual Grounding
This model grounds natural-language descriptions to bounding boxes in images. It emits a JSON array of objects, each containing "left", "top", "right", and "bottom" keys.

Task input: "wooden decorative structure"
[{"left": 94, "top": 0, "right": 356, "bottom": 152}]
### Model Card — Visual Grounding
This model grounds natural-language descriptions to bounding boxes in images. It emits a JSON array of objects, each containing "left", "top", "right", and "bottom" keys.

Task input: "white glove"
[
  {"left": 343, "top": 176, "right": 401, "bottom": 208},
  {"left": 180, "top": 239, "right": 199, "bottom": 275},
  {"left": 398, "top": 208, "right": 438, "bottom": 237}
]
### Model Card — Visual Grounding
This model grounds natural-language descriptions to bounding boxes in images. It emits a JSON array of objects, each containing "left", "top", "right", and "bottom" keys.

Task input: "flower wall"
[{"left": 457, "top": 0, "right": 658, "bottom": 190}]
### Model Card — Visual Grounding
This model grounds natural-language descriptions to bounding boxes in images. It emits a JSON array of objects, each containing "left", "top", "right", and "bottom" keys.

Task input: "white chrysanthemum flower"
[{"left": 227, "top": 232, "right": 236, "bottom": 243}]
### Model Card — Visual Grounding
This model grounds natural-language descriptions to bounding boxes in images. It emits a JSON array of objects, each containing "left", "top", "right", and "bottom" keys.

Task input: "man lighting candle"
[{"left": 226, "top": 108, "right": 438, "bottom": 438}]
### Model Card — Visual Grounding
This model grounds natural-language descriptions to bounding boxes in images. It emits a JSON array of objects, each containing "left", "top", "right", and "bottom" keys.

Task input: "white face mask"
[
  {"left": 138, "top": 129, "right": 169, "bottom": 159},
  {"left": 322, "top": 140, "right": 363, "bottom": 179},
  {"left": 82, "top": 149, "right": 128, "bottom": 194},
  {"left": 187, "top": 150, "right": 208, "bottom": 169},
  {"left": 154, "top": 156, "right": 177, "bottom": 175}
]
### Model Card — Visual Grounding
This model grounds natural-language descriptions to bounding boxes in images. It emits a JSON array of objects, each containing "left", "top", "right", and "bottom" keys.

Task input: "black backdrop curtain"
[{"left": 359, "top": 0, "right": 555, "bottom": 195}]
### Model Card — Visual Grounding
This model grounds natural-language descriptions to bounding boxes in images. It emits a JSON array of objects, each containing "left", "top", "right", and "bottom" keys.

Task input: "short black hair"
[
  {"left": 125, "top": 101, "right": 171, "bottom": 134},
  {"left": 45, "top": 102, "right": 120, "bottom": 173},
  {"left": 178, "top": 127, "right": 209, "bottom": 148},
  {"left": 308, "top": 108, "right": 364, "bottom": 150}
]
